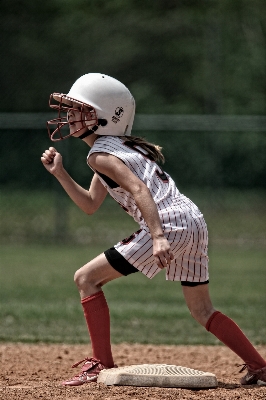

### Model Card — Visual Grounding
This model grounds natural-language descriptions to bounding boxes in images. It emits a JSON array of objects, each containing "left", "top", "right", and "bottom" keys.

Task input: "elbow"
[
  {"left": 84, "top": 197, "right": 102, "bottom": 215},
  {"left": 85, "top": 208, "right": 96, "bottom": 216},
  {"left": 86, "top": 210, "right": 94, "bottom": 216},
  {"left": 85, "top": 204, "right": 100, "bottom": 215},
  {"left": 132, "top": 182, "right": 150, "bottom": 198}
]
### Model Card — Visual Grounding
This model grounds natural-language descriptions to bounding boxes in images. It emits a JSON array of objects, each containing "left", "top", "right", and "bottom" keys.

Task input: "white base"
[{"left": 98, "top": 364, "right": 218, "bottom": 388}]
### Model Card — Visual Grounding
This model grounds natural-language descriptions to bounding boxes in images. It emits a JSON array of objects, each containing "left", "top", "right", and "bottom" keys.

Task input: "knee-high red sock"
[
  {"left": 81, "top": 291, "right": 114, "bottom": 368},
  {"left": 206, "top": 311, "right": 266, "bottom": 370}
]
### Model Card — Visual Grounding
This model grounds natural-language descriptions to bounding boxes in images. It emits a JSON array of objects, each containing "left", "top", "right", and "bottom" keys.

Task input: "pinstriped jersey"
[
  {"left": 87, "top": 135, "right": 209, "bottom": 283},
  {"left": 87, "top": 135, "right": 202, "bottom": 230}
]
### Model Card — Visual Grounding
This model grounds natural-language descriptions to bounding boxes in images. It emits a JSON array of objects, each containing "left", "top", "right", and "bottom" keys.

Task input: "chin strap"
[
  {"left": 78, "top": 119, "right": 107, "bottom": 140},
  {"left": 78, "top": 125, "right": 98, "bottom": 139}
]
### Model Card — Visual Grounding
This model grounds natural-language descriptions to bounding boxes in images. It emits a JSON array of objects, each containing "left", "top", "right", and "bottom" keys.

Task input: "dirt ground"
[{"left": 0, "top": 343, "right": 266, "bottom": 400}]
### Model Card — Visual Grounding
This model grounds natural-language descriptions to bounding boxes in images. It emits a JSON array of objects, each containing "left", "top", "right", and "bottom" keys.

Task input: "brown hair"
[{"left": 121, "top": 135, "right": 165, "bottom": 164}]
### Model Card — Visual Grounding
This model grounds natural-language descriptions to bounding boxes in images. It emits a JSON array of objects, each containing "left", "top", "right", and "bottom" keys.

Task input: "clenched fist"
[{"left": 41, "top": 147, "right": 63, "bottom": 176}]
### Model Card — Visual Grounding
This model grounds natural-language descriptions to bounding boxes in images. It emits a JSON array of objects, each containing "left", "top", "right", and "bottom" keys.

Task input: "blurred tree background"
[
  {"left": 1, "top": 0, "right": 265, "bottom": 115},
  {"left": 0, "top": 0, "right": 265, "bottom": 244},
  {"left": 1, "top": 0, "right": 266, "bottom": 188}
]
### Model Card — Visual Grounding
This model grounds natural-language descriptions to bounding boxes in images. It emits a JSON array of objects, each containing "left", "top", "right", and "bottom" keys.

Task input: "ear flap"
[{"left": 98, "top": 119, "right": 107, "bottom": 126}]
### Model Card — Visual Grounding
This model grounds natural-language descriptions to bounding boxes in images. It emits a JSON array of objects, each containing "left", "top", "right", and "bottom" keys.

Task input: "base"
[{"left": 98, "top": 364, "right": 218, "bottom": 388}]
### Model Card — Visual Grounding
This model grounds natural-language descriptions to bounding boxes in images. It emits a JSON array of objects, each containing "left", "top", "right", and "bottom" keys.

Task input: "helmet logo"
[{"left": 112, "top": 107, "right": 124, "bottom": 123}]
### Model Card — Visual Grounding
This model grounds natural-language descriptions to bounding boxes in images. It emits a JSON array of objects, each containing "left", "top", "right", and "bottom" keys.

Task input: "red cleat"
[{"left": 62, "top": 357, "right": 117, "bottom": 386}]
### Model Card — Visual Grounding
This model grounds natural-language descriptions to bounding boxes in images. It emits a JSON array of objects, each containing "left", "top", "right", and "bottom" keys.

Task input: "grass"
[
  {"left": 0, "top": 243, "right": 265, "bottom": 345},
  {"left": 0, "top": 188, "right": 265, "bottom": 344},
  {"left": 0, "top": 188, "right": 266, "bottom": 246}
]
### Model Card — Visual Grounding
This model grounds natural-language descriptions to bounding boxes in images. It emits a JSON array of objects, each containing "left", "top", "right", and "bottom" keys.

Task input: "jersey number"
[
  {"left": 124, "top": 141, "right": 169, "bottom": 183},
  {"left": 156, "top": 169, "right": 169, "bottom": 183},
  {"left": 121, "top": 229, "right": 142, "bottom": 245}
]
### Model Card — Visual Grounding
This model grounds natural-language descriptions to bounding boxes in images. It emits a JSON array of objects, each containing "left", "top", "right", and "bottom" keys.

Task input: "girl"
[{"left": 41, "top": 73, "right": 266, "bottom": 387}]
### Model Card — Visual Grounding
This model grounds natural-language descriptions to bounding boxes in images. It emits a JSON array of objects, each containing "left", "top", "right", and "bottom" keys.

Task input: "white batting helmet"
[{"left": 47, "top": 73, "right": 135, "bottom": 141}]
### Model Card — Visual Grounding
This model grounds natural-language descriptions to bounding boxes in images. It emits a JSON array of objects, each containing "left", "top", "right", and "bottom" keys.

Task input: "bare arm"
[
  {"left": 41, "top": 147, "right": 107, "bottom": 214},
  {"left": 88, "top": 152, "right": 174, "bottom": 268}
]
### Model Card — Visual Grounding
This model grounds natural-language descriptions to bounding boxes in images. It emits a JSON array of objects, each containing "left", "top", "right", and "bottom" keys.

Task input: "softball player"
[{"left": 41, "top": 73, "right": 266, "bottom": 387}]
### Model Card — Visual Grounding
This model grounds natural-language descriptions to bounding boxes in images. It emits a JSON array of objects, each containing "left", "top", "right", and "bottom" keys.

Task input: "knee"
[
  {"left": 74, "top": 268, "right": 84, "bottom": 290},
  {"left": 74, "top": 266, "right": 95, "bottom": 291}
]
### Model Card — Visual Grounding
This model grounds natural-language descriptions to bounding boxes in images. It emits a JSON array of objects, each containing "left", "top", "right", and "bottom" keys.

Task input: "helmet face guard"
[
  {"left": 47, "top": 93, "right": 98, "bottom": 141},
  {"left": 47, "top": 74, "right": 135, "bottom": 141}
]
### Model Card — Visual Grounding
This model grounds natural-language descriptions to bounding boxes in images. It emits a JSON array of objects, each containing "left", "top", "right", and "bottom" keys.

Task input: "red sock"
[
  {"left": 206, "top": 311, "right": 266, "bottom": 370},
  {"left": 81, "top": 291, "right": 114, "bottom": 368}
]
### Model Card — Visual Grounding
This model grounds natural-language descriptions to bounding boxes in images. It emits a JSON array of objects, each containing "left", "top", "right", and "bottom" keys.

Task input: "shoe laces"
[
  {"left": 238, "top": 364, "right": 248, "bottom": 373},
  {"left": 238, "top": 363, "right": 266, "bottom": 374},
  {"left": 71, "top": 357, "right": 100, "bottom": 371}
]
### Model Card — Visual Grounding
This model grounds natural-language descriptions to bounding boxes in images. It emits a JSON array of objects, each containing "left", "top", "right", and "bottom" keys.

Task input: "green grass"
[
  {"left": 0, "top": 243, "right": 265, "bottom": 345},
  {"left": 0, "top": 188, "right": 265, "bottom": 344},
  {"left": 1, "top": 188, "right": 266, "bottom": 246},
  {"left": 0, "top": 189, "right": 139, "bottom": 245}
]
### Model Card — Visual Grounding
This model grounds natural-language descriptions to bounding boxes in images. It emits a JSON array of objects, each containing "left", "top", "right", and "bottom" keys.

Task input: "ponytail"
[{"left": 121, "top": 136, "right": 165, "bottom": 164}]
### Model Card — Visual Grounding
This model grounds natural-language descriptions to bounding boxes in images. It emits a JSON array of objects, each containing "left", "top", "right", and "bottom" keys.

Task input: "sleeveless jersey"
[
  {"left": 87, "top": 135, "right": 202, "bottom": 231},
  {"left": 87, "top": 135, "right": 209, "bottom": 282}
]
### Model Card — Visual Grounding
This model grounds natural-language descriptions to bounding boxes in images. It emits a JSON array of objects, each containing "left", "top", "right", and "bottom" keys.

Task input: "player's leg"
[
  {"left": 63, "top": 249, "right": 139, "bottom": 386},
  {"left": 74, "top": 252, "right": 123, "bottom": 363},
  {"left": 168, "top": 211, "right": 266, "bottom": 384},
  {"left": 182, "top": 283, "right": 266, "bottom": 384},
  {"left": 181, "top": 283, "right": 215, "bottom": 326}
]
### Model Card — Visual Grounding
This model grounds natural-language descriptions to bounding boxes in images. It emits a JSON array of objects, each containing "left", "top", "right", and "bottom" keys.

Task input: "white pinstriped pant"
[{"left": 114, "top": 209, "right": 209, "bottom": 283}]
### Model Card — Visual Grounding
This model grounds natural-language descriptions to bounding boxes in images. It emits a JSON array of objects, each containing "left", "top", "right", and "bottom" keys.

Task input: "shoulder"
[
  {"left": 88, "top": 136, "right": 129, "bottom": 158},
  {"left": 88, "top": 151, "right": 123, "bottom": 171},
  {"left": 93, "top": 135, "right": 122, "bottom": 148}
]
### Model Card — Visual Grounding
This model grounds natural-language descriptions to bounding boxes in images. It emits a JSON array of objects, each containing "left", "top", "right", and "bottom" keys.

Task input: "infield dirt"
[{"left": 1, "top": 343, "right": 265, "bottom": 400}]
